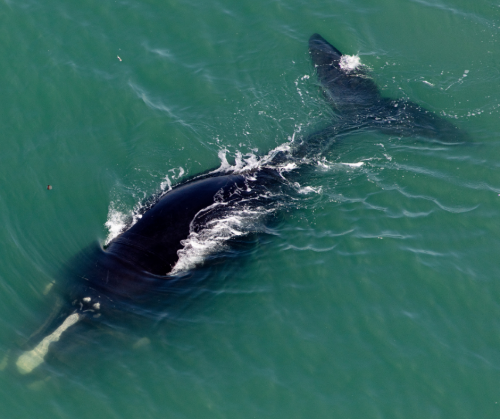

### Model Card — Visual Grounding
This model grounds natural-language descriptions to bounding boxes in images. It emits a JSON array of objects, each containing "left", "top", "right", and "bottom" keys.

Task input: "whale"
[{"left": 14, "top": 34, "right": 468, "bottom": 375}]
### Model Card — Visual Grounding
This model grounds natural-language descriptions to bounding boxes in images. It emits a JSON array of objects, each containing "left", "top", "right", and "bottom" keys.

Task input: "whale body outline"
[{"left": 14, "top": 33, "right": 468, "bottom": 375}]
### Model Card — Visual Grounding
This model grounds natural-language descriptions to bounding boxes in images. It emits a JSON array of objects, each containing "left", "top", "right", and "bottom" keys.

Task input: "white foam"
[
  {"left": 340, "top": 55, "right": 361, "bottom": 72},
  {"left": 171, "top": 206, "right": 267, "bottom": 274},
  {"left": 445, "top": 69, "right": 470, "bottom": 91},
  {"left": 160, "top": 175, "right": 172, "bottom": 191},
  {"left": 168, "top": 167, "right": 185, "bottom": 180},
  {"left": 208, "top": 123, "right": 305, "bottom": 177},
  {"left": 295, "top": 184, "right": 322, "bottom": 195},
  {"left": 104, "top": 205, "right": 128, "bottom": 245},
  {"left": 210, "top": 150, "right": 261, "bottom": 175},
  {"left": 16, "top": 313, "right": 80, "bottom": 375},
  {"left": 341, "top": 162, "right": 365, "bottom": 168},
  {"left": 167, "top": 141, "right": 305, "bottom": 273},
  {"left": 318, "top": 158, "right": 366, "bottom": 170},
  {"left": 105, "top": 199, "right": 146, "bottom": 245}
]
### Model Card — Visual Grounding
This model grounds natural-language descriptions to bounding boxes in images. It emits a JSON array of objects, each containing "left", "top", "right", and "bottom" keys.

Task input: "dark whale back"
[{"left": 106, "top": 174, "right": 246, "bottom": 277}]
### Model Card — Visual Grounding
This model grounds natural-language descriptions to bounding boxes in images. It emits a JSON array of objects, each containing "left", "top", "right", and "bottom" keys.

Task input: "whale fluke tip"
[{"left": 308, "top": 33, "right": 343, "bottom": 67}]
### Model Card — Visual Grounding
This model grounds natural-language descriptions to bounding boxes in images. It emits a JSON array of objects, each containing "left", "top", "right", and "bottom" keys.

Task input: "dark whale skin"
[{"left": 81, "top": 174, "right": 248, "bottom": 301}]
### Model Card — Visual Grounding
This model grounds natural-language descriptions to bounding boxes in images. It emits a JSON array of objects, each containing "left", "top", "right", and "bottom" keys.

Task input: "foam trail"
[{"left": 16, "top": 313, "right": 80, "bottom": 375}]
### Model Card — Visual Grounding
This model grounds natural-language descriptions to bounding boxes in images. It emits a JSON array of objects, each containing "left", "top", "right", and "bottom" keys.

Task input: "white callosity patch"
[
  {"left": 16, "top": 313, "right": 80, "bottom": 375},
  {"left": 339, "top": 54, "right": 361, "bottom": 72}
]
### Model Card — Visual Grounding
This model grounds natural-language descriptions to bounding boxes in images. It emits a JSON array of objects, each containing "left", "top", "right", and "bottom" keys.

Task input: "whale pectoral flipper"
[{"left": 16, "top": 313, "right": 80, "bottom": 375}]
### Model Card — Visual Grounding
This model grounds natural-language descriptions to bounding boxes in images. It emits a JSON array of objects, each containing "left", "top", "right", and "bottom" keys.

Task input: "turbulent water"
[{"left": 2, "top": 0, "right": 500, "bottom": 418}]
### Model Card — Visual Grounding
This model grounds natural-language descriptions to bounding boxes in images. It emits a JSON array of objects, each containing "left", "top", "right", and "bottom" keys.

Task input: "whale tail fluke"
[
  {"left": 308, "top": 33, "right": 381, "bottom": 111},
  {"left": 308, "top": 33, "right": 470, "bottom": 143},
  {"left": 309, "top": 33, "right": 343, "bottom": 66}
]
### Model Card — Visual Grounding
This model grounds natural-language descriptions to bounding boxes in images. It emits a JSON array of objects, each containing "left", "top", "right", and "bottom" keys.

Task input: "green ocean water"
[{"left": 2, "top": 0, "right": 500, "bottom": 417}]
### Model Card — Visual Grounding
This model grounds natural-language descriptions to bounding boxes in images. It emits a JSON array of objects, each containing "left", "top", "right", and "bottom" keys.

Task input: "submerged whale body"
[{"left": 15, "top": 34, "right": 468, "bottom": 374}]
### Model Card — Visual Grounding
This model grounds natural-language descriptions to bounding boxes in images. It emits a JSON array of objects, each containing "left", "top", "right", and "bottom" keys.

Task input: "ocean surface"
[{"left": 2, "top": 0, "right": 500, "bottom": 417}]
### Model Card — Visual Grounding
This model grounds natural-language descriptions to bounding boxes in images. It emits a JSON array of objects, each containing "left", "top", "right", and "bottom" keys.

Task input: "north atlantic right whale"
[{"left": 14, "top": 33, "right": 469, "bottom": 375}]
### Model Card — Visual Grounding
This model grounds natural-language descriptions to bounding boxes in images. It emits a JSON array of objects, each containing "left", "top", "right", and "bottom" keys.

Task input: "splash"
[
  {"left": 104, "top": 205, "right": 129, "bottom": 245},
  {"left": 104, "top": 201, "right": 144, "bottom": 245},
  {"left": 170, "top": 143, "right": 300, "bottom": 273},
  {"left": 294, "top": 183, "right": 323, "bottom": 195},
  {"left": 209, "top": 141, "right": 296, "bottom": 176},
  {"left": 160, "top": 175, "right": 172, "bottom": 192},
  {"left": 340, "top": 54, "right": 361, "bottom": 72},
  {"left": 171, "top": 208, "right": 266, "bottom": 274}
]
